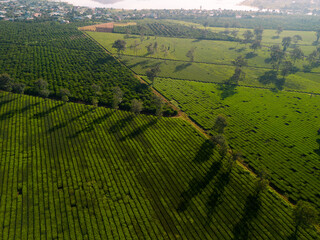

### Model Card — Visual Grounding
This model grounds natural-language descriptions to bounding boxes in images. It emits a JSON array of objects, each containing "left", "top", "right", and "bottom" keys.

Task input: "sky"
[{"left": 63, "top": 0, "right": 257, "bottom": 10}]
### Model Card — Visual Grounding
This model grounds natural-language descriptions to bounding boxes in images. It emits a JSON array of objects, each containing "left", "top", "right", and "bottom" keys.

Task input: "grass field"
[
  {"left": 0, "top": 91, "right": 319, "bottom": 239},
  {"left": 86, "top": 26, "right": 320, "bottom": 212},
  {"left": 86, "top": 30, "right": 320, "bottom": 93}
]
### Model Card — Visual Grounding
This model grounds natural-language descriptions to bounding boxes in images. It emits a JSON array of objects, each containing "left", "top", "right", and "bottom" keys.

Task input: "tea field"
[
  {"left": 0, "top": 92, "right": 319, "bottom": 239},
  {"left": 153, "top": 77, "right": 320, "bottom": 208}
]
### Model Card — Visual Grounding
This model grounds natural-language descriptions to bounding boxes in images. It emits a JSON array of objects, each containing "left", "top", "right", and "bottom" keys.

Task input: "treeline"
[
  {"left": 114, "top": 21, "right": 237, "bottom": 41},
  {"left": 175, "top": 15, "right": 320, "bottom": 31},
  {"left": 0, "top": 21, "right": 176, "bottom": 116}
]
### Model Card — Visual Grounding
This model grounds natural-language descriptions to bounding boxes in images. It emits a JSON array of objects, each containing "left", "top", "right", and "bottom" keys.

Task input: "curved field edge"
[
  {"left": 0, "top": 92, "right": 318, "bottom": 239},
  {"left": 153, "top": 77, "right": 320, "bottom": 208}
]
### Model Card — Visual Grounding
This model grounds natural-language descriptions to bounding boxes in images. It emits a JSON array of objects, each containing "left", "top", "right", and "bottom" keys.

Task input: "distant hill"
[{"left": 241, "top": 0, "right": 320, "bottom": 10}]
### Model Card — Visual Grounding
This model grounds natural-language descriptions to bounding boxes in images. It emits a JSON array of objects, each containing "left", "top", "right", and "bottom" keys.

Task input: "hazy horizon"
[{"left": 61, "top": 0, "right": 257, "bottom": 10}]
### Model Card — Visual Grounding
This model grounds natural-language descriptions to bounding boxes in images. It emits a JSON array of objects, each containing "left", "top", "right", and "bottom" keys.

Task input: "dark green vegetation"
[
  {"left": 0, "top": 92, "right": 319, "bottom": 239},
  {"left": 87, "top": 23, "right": 320, "bottom": 213},
  {"left": 0, "top": 21, "right": 176, "bottom": 114},
  {"left": 154, "top": 78, "right": 320, "bottom": 208},
  {"left": 113, "top": 20, "right": 236, "bottom": 41}
]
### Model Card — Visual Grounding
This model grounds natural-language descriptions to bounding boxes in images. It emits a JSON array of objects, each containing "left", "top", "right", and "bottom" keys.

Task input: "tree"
[
  {"left": 282, "top": 37, "right": 292, "bottom": 52},
  {"left": 112, "top": 39, "right": 126, "bottom": 56},
  {"left": 153, "top": 95, "right": 164, "bottom": 118},
  {"left": 250, "top": 40, "right": 262, "bottom": 52},
  {"left": 292, "top": 35, "right": 303, "bottom": 46},
  {"left": 34, "top": 78, "right": 50, "bottom": 98},
  {"left": 0, "top": 73, "right": 14, "bottom": 92},
  {"left": 315, "top": 29, "right": 320, "bottom": 44},
  {"left": 112, "top": 86, "right": 124, "bottom": 109},
  {"left": 131, "top": 99, "right": 143, "bottom": 115},
  {"left": 146, "top": 65, "right": 161, "bottom": 86},
  {"left": 269, "top": 45, "right": 285, "bottom": 70},
  {"left": 91, "top": 97, "right": 98, "bottom": 107},
  {"left": 12, "top": 82, "right": 26, "bottom": 94},
  {"left": 281, "top": 60, "right": 294, "bottom": 78},
  {"left": 214, "top": 114, "right": 228, "bottom": 133},
  {"left": 276, "top": 26, "right": 283, "bottom": 37},
  {"left": 231, "top": 30, "right": 239, "bottom": 38},
  {"left": 242, "top": 30, "right": 254, "bottom": 44},
  {"left": 290, "top": 47, "right": 304, "bottom": 63},
  {"left": 91, "top": 84, "right": 102, "bottom": 96},
  {"left": 254, "top": 27, "right": 263, "bottom": 41},
  {"left": 254, "top": 169, "right": 269, "bottom": 197},
  {"left": 232, "top": 56, "right": 248, "bottom": 68},
  {"left": 230, "top": 56, "right": 248, "bottom": 84},
  {"left": 153, "top": 42, "right": 158, "bottom": 53},
  {"left": 293, "top": 201, "right": 318, "bottom": 236},
  {"left": 146, "top": 43, "right": 154, "bottom": 55},
  {"left": 186, "top": 48, "right": 195, "bottom": 62},
  {"left": 59, "top": 88, "right": 71, "bottom": 102},
  {"left": 227, "top": 150, "right": 241, "bottom": 171}
]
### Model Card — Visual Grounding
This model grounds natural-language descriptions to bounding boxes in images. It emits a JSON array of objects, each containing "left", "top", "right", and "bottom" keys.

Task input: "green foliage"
[{"left": 0, "top": 21, "right": 168, "bottom": 115}]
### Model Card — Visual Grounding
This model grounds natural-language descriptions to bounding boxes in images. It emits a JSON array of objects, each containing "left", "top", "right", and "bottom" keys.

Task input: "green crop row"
[
  {"left": 0, "top": 92, "right": 318, "bottom": 239},
  {"left": 153, "top": 77, "right": 320, "bottom": 209}
]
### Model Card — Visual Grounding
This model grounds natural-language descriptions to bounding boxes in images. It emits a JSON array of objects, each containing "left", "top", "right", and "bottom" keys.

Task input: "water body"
[{"left": 62, "top": 0, "right": 256, "bottom": 11}]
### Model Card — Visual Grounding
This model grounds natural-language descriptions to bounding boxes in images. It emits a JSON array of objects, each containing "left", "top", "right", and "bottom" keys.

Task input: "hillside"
[
  {"left": 241, "top": 0, "right": 320, "bottom": 10},
  {"left": 0, "top": 92, "right": 318, "bottom": 239}
]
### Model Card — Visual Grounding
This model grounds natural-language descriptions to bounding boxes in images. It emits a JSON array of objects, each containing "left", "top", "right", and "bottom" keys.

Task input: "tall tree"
[
  {"left": 146, "top": 65, "right": 161, "bottom": 86},
  {"left": 112, "top": 39, "right": 126, "bottom": 57},
  {"left": 315, "top": 29, "right": 320, "bottom": 44},
  {"left": 290, "top": 47, "right": 304, "bottom": 63},
  {"left": 242, "top": 30, "right": 254, "bottom": 44},
  {"left": 153, "top": 95, "right": 165, "bottom": 118},
  {"left": 269, "top": 45, "right": 285, "bottom": 70},
  {"left": 282, "top": 37, "right": 292, "bottom": 52},
  {"left": 186, "top": 48, "right": 195, "bottom": 62},
  {"left": 250, "top": 40, "right": 262, "bottom": 52},
  {"left": 131, "top": 99, "right": 143, "bottom": 115},
  {"left": 59, "top": 88, "right": 71, "bottom": 102},
  {"left": 293, "top": 201, "right": 318, "bottom": 237},
  {"left": 292, "top": 35, "right": 303, "bottom": 46},
  {"left": 0, "top": 73, "right": 14, "bottom": 92},
  {"left": 276, "top": 26, "right": 283, "bottom": 37},
  {"left": 112, "top": 86, "right": 124, "bottom": 109},
  {"left": 34, "top": 78, "right": 50, "bottom": 98},
  {"left": 213, "top": 114, "right": 228, "bottom": 133}
]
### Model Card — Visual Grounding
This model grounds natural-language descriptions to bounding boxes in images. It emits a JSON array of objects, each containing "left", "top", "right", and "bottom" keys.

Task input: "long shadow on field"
[
  {"left": 68, "top": 111, "right": 114, "bottom": 138},
  {"left": 109, "top": 115, "right": 134, "bottom": 133},
  {"left": 193, "top": 139, "right": 215, "bottom": 163},
  {"left": 177, "top": 161, "right": 222, "bottom": 212},
  {"left": 48, "top": 109, "right": 91, "bottom": 134},
  {"left": 33, "top": 103, "right": 64, "bottom": 119},
  {"left": 174, "top": 63, "right": 192, "bottom": 72},
  {"left": 218, "top": 84, "right": 237, "bottom": 99},
  {"left": 314, "top": 138, "right": 320, "bottom": 156},
  {"left": 129, "top": 60, "right": 150, "bottom": 69},
  {"left": 206, "top": 170, "right": 231, "bottom": 223},
  {"left": 232, "top": 194, "right": 261, "bottom": 240},
  {"left": 120, "top": 118, "right": 158, "bottom": 141},
  {"left": 0, "top": 102, "right": 40, "bottom": 121},
  {"left": 0, "top": 97, "right": 18, "bottom": 108}
]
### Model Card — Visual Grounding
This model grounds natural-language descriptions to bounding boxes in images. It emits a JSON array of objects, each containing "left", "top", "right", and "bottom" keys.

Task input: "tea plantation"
[{"left": 0, "top": 92, "right": 319, "bottom": 239}]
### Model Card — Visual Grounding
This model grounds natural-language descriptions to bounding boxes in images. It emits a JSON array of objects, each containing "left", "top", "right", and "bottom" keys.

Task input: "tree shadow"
[
  {"left": 48, "top": 109, "right": 90, "bottom": 133},
  {"left": 0, "top": 102, "right": 40, "bottom": 121},
  {"left": 258, "top": 70, "right": 285, "bottom": 90},
  {"left": 206, "top": 171, "right": 231, "bottom": 222},
  {"left": 245, "top": 52, "right": 258, "bottom": 59},
  {"left": 193, "top": 139, "right": 215, "bottom": 163},
  {"left": 120, "top": 118, "right": 158, "bottom": 141},
  {"left": 33, "top": 103, "right": 64, "bottom": 119},
  {"left": 236, "top": 47, "right": 246, "bottom": 53},
  {"left": 95, "top": 56, "right": 115, "bottom": 65},
  {"left": 129, "top": 60, "right": 149, "bottom": 69},
  {"left": 177, "top": 161, "right": 222, "bottom": 212},
  {"left": 109, "top": 115, "right": 134, "bottom": 133},
  {"left": 68, "top": 111, "right": 114, "bottom": 138},
  {"left": 232, "top": 194, "right": 261, "bottom": 240},
  {"left": 0, "top": 97, "right": 18, "bottom": 108},
  {"left": 314, "top": 138, "right": 320, "bottom": 156},
  {"left": 174, "top": 63, "right": 192, "bottom": 72},
  {"left": 272, "top": 36, "right": 280, "bottom": 39},
  {"left": 218, "top": 84, "right": 237, "bottom": 100}
]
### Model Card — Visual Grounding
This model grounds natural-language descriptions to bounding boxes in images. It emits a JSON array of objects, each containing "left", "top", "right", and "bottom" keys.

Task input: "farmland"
[
  {"left": 0, "top": 91, "right": 319, "bottom": 239},
  {"left": 0, "top": 21, "right": 163, "bottom": 113},
  {"left": 86, "top": 22, "right": 320, "bottom": 211}
]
